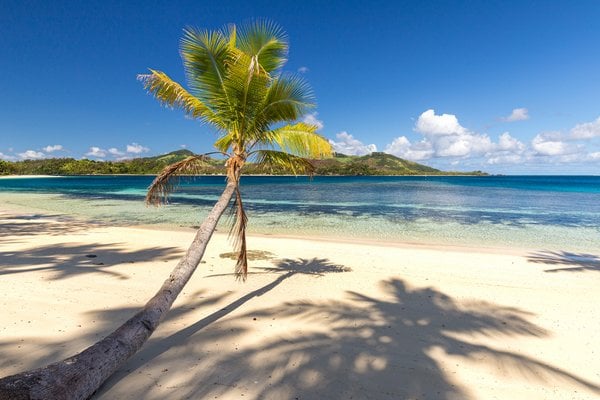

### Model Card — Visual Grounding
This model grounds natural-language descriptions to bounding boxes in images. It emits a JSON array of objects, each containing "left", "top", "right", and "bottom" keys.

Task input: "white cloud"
[
  {"left": 108, "top": 148, "right": 125, "bottom": 156},
  {"left": 180, "top": 144, "right": 187, "bottom": 149},
  {"left": 329, "top": 132, "right": 377, "bottom": 156},
  {"left": 298, "top": 66, "right": 309, "bottom": 74},
  {"left": 86, "top": 147, "right": 107, "bottom": 158},
  {"left": 385, "top": 136, "right": 434, "bottom": 161},
  {"left": 531, "top": 132, "right": 579, "bottom": 156},
  {"left": 340, "top": 110, "right": 600, "bottom": 171},
  {"left": 436, "top": 133, "right": 494, "bottom": 157},
  {"left": 43, "top": 144, "right": 63, "bottom": 153},
  {"left": 503, "top": 108, "right": 529, "bottom": 122},
  {"left": 126, "top": 143, "right": 149, "bottom": 154},
  {"left": 385, "top": 110, "right": 532, "bottom": 166},
  {"left": 302, "top": 112, "right": 324, "bottom": 130},
  {"left": 498, "top": 132, "right": 526, "bottom": 152},
  {"left": 570, "top": 116, "right": 600, "bottom": 139},
  {"left": 415, "top": 109, "right": 467, "bottom": 135},
  {"left": 18, "top": 150, "right": 46, "bottom": 160},
  {"left": 485, "top": 132, "right": 527, "bottom": 165},
  {"left": 487, "top": 154, "right": 524, "bottom": 165},
  {"left": 0, "top": 152, "right": 17, "bottom": 161},
  {"left": 403, "top": 109, "right": 495, "bottom": 159}
]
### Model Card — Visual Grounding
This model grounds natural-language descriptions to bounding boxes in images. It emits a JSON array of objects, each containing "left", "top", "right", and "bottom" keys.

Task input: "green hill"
[
  {"left": 0, "top": 150, "right": 486, "bottom": 176},
  {"left": 0, "top": 150, "right": 211, "bottom": 176},
  {"left": 146, "top": 149, "right": 195, "bottom": 163},
  {"left": 311, "top": 152, "right": 446, "bottom": 175}
]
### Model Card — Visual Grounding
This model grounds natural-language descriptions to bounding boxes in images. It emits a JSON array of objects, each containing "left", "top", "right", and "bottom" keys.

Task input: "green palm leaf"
[
  {"left": 250, "top": 74, "right": 315, "bottom": 135},
  {"left": 223, "top": 51, "right": 271, "bottom": 143},
  {"left": 264, "top": 122, "right": 332, "bottom": 158},
  {"left": 180, "top": 26, "right": 233, "bottom": 118},
  {"left": 252, "top": 149, "right": 317, "bottom": 175},
  {"left": 237, "top": 20, "right": 288, "bottom": 73},
  {"left": 137, "top": 70, "right": 221, "bottom": 127},
  {"left": 214, "top": 133, "right": 234, "bottom": 153}
]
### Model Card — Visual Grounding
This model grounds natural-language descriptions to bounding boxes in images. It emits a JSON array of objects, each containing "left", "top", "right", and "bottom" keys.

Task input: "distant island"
[{"left": 0, "top": 150, "right": 487, "bottom": 176}]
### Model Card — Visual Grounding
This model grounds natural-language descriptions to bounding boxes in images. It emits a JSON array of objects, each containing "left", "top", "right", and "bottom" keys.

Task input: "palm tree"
[
  {"left": 140, "top": 20, "right": 332, "bottom": 279},
  {"left": 0, "top": 21, "right": 331, "bottom": 399}
]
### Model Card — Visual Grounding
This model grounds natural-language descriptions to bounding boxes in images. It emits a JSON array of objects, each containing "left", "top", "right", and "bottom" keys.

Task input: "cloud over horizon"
[
  {"left": 85, "top": 146, "right": 107, "bottom": 158},
  {"left": 329, "top": 132, "right": 377, "bottom": 156},
  {"left": 386, "top": 109, "right": 497, "bottom": 161},
  {"left": 503, "top": 108, "right": 530, "bottom": 122},
  {"left": 570, "top": 116, "right": 600, "bottom": 139},
  {"left": 302, "top": 112, "right": 324, "bottom": 130},
  {"left": 0, "top": 152, "right": 17, "bottom": 161},
  {"left": 415, "top": 109, "right": 467, "bottom": 136},
  {"left": 43, "top": 144, "right": 63, "bottom": 153},
  {"left": 84, "top": 143, "right": 149, "bottom": 159},
  {"left": 18, "top": 150, "right": 46, "bottom": 160},
  {"left": 383, "top": 110, "right": 600, "bottom": 170},
  {"left": 126, "top": 143, "right": 150, "bottom": 154},
  {"left": 108, "top": 148, "right": 125, "bottom": 156}
]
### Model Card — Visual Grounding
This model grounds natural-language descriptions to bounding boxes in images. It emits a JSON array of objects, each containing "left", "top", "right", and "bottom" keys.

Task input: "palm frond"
[
  {"left": 180, "top": 27, "right": 231, "bottom": 105},
  {"left": 214, "top": 133, "right": 235, "bottom": 153},
  {"left": 146, "top": 155, "right": 211, "bottom": 206},
  {"left": 223, "top": 50, "right": 271, "bottom": 139},
  {"left": 260, "top": 74, "right": 315, "bottom": 125},
  {"left": 266, "top": 122, "right": 333, "bottom": 158},
  {"left": 252, "top": 149, "right": 316, "bottom": 175},
  {"left": 229, "top": 186, "right": 248, "bottom": 280},
  {"left": 237, "top": 20, "right": 288, "bottom": 73},
  {"left": 138, "top": 70, "right": 219, "bottom": 125},
  {"left": 226, "top": 23, "right": 237, "bottom": 49}
]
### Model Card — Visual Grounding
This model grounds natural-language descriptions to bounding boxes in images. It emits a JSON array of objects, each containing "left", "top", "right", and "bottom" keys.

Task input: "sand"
[{"left": 1, "top": 206, "right": 599, "bottom": 399}]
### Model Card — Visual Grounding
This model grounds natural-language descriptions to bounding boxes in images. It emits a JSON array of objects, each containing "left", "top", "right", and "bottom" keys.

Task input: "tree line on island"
[{"left": 0, "top": 149, "right": 486, "bottom": 176}]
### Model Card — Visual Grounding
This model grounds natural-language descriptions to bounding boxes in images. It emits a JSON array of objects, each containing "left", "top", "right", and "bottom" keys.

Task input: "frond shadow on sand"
[
  {"left": 528, "top": 250, "right": 600, "bottom": 273},
  {"left": 93, "top": 259, "right": 599, "bottom": 399}
]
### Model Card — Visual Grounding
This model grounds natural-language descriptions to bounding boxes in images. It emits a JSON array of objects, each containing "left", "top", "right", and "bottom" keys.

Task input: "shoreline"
[
  {"left": 1, "top": 188, "right": 599, "bottom": 253},
  {"left": 0, "top": 199, "right": 537, "bottom": 257},
  {"left": 136, "top": 222, "right": 534, "bottom": 256},
  {"left": 1, "top": 205, "right": 600, "bottom": 399}
]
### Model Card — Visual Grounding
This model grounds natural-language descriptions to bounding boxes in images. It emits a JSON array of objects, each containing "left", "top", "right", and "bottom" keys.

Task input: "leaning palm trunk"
[{"left": 0, "top": 181, "right": 236, "bottom": 400}]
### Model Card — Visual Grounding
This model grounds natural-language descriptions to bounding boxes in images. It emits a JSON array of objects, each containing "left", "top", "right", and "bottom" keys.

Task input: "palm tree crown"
[{"left": 138, "top": 21, "right": 332, "bottom": 279}]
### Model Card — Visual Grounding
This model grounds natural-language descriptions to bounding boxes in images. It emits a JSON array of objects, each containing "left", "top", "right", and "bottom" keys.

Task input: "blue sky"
[{"left": 1, "top": 0, "right": 599, "bottom": 174}]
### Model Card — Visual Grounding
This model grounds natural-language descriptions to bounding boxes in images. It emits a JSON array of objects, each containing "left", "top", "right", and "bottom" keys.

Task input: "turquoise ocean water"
[{"left": 0, "top": 175, "right": 599, "bottom": 252}]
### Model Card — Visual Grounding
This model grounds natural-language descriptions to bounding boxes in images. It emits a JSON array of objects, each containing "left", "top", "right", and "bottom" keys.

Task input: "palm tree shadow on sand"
[
  {"left": 0, "top": 242, "right": 181, "bottom": 280},
  {"left": 95, "top": 257, "right": 350, "bottom": 395},
  {"left": 174, "top": 278, "right": 598, "bottom": 400},
  {"left": 96, "top": 261, "right": 600, "bottom": 399},
  {"left": 0, "top": 213, "right": 103, "bottom": 244},
  {"left": 528, "top": 250, "right": 600, "bottom": 273}
]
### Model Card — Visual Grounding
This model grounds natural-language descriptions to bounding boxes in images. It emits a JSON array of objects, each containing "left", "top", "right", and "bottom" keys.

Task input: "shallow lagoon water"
[{"left": 1, "top": 175, "right": 599, "bottom": 252}]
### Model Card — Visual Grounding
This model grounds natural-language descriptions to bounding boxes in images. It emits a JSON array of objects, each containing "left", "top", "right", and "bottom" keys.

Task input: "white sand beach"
[{"left": 1, "top": 206, "right": 599, "bottom": 399}]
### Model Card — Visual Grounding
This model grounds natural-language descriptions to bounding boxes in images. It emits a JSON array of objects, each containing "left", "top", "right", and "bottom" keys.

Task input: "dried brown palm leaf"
[{"left": 146, "top": 155, "right": 211, "bottom": 206}]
